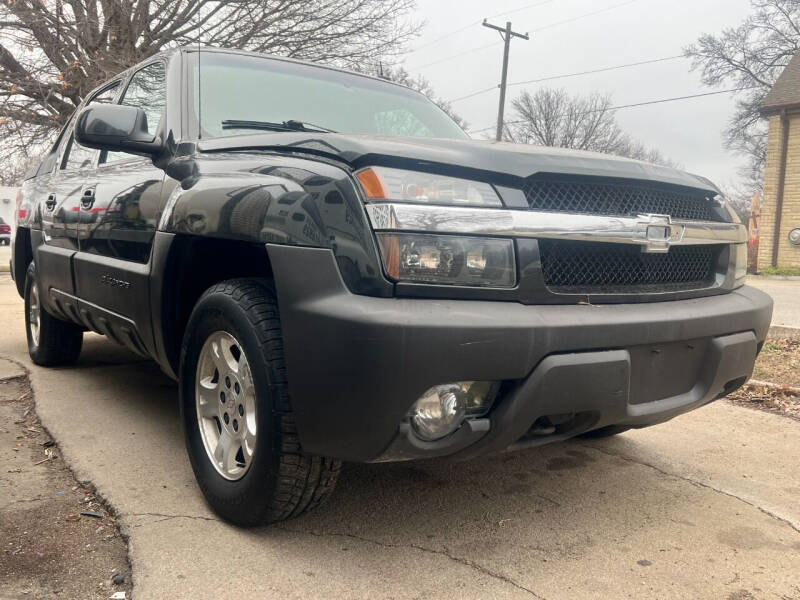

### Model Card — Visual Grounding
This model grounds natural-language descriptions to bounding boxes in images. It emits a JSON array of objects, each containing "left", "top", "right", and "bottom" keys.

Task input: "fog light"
[{"left": 409, "top": 381, "right": 499, "bottom": 441}]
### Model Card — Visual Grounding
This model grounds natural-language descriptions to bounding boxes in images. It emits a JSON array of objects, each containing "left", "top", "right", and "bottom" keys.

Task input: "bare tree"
[
  {"left": 377, "top": 65, "right": 467, "bottom": 130},
  {"left": 0, "top": 0, "right": 420, "bottom": 183},
  {"left": 684, "top": 0, "right": 800, "bottom": 185},
  {"left": 503, "top": 88, "right": 678, "bottom": 167},
  {"left": 717, "top": 181, "right": 754, "bottom": 223}
]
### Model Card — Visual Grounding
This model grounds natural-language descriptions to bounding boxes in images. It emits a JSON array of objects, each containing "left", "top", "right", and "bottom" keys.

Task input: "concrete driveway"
[
  {"left": 1, "top": 274, "right": 799, "bottom": 600},
  {"left": 747, "top": 276, "right": 800, "bottom": 329}
]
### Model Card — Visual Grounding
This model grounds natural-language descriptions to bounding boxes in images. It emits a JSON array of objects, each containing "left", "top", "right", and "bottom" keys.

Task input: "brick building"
[{"left": 759, "top": 52, "right": 800, "bottom": 270}]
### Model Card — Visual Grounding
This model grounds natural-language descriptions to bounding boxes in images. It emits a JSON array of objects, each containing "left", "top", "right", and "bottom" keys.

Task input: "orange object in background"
[
  {"left": 747, "top": 191, "right": 761, "bottom": 273},
  {"left": 748, "top": 191, "right": 761, "bottom": 248}
]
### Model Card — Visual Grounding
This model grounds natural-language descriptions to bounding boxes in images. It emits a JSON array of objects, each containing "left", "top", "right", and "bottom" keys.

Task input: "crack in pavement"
[
  {"left": 4, "top": 497, "right": 49, "bottom": 505},
  {"left": 277, "top": 525, "right": 547, "bottom": 599},
  {"left": 129, "top": 513, "right": 548, "bottom": 598},
  {"left": 581, "top": 443, "right": 800, "bottom": 535},
  {"left": 127, "top": 512, "right": 220, "bottom": 527}
]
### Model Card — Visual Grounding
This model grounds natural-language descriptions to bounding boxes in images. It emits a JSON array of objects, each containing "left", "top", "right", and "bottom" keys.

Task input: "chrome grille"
[
  {"left": 523, "top": 178, "right": 720, "bottom": 222},
  {"left": 539, "top": 240, "right": 720, "bottom": 293}
]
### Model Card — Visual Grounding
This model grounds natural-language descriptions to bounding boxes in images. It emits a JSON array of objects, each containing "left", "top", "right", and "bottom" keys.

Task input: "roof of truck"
[{"left": 179, "top": 46, "right": 410, "bottom": 91}]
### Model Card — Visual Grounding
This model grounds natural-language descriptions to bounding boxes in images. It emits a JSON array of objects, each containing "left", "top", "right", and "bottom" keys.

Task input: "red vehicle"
[{"left": 0, "top": 217, "right": 11, "bottom": 246}]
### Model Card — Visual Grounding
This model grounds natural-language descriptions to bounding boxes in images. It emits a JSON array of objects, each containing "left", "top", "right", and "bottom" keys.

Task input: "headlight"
[
  {"left": 356, "top": 166, "right": 502, "bottom": 207},
  {"left": 377, "top": 233, "right": 516, "bottom": 287},
  {"left": 733, "top": 243, "right": 747, "bottom": 284}
]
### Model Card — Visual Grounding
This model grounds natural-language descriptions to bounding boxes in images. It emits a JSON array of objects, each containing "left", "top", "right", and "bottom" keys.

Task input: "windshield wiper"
[{"left": 221, "top": 119, "right": 337, "bottom": 133}]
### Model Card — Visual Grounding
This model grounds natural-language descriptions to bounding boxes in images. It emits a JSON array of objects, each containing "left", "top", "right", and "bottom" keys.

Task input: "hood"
[{"left": 196, "top": 132, "right": 720, "bottom": 194}]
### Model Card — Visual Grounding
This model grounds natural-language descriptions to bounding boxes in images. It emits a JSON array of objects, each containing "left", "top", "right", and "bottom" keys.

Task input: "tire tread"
[{"left": 188, "top": 278, "right": 341, "bottom": 525}]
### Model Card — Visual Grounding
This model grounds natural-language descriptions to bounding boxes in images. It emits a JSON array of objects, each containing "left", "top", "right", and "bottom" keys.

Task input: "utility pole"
[{"left": 482, "top": 19, "right": 529, "bottom": 141}]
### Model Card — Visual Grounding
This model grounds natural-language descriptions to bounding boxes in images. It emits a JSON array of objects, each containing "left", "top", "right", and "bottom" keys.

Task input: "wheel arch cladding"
[
  {"left": 159, "top": 159, "right": 391, "bottom": 297},
  {"left": 155, "top": 233, "right": 274, "bottom": 378}
]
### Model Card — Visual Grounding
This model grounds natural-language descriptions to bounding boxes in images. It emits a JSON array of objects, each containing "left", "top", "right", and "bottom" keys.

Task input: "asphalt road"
[{"left": 1, "top": 274, "right": 799, "bottom": 600}]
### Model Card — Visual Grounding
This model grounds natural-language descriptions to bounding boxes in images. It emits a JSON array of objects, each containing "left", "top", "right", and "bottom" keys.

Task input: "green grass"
[{"left": 759, "top": 266, "right": 800, "bottom": 277}]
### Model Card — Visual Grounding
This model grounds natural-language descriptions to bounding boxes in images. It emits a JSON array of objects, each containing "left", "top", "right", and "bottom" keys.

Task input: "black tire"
[
  {"left": 180, "top": 278, "right": 341, "bottom": 526},
  {"left": 578, "top": 425, "right": 631, "bottom": 439},
  {"left": 24, "top": 262, "right": 83, "bottom": 366}
]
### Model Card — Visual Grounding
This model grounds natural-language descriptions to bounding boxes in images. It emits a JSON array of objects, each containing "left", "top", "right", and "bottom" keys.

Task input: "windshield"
[{"left": 191, "top": 51, "right": 467, "bottom": 140}]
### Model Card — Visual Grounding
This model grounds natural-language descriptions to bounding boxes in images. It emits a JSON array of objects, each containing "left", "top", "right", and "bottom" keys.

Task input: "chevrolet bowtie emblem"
[{"left": 637, "top": 214, "right": 685, "bottom": 253}]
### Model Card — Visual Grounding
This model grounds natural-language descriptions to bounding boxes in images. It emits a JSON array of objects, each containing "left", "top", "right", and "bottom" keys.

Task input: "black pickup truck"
[{"left": 12, "top": 47, "right": 773, "bottom": 525}]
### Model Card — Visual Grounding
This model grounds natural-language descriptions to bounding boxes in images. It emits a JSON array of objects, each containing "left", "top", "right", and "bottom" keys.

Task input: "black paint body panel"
[
  {"left": 159, "top": 152, "right": 390, "bottom": 296},
  {"left": 268, "top": 244, "right": 772, "bottom": 462}
]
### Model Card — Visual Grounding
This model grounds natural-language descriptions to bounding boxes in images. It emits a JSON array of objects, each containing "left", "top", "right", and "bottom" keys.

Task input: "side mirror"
[{"left": 74, "top": 104, "right": 163, "bottom": 157}]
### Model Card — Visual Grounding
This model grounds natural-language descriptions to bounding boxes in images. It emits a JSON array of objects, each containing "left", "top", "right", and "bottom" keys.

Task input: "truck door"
[
  {"left": 35, "top": 119, "right": 93, "bottom": 301},
  {"left": 35, "top": 83, "right": 122, "bottom": 308},
  {"left": 73, "top": 61, "right": 167, "bottom": 355}
]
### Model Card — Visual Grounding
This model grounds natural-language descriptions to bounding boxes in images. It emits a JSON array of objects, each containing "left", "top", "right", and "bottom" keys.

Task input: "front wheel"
[{"left": 180, "top": 278, "right": 341, "bottom": 526}]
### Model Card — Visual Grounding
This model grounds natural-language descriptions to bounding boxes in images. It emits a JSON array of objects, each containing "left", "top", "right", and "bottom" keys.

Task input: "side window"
[
  {"left": 61, "top": 83, "right": 120, "bottom": 171},
  {"left": 39, "top": 113, "right": 76, "bottom": 175},
  {"left": 103, "top": 62, "right": 166, "bottom": 164}
]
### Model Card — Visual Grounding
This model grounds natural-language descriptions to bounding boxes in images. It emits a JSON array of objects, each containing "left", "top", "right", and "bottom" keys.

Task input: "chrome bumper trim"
[{"left": 365, "top": 202, "right": 745, "bottom": 253}]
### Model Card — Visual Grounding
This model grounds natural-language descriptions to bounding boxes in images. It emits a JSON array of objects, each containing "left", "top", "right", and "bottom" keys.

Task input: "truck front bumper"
[{"left": 268, "top": 245, "right": 773, "bottom": 463}]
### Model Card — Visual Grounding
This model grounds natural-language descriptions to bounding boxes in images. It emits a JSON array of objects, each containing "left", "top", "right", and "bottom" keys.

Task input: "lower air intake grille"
[{"left": 539, "top": 240, "right": 721, "bottom": 294}]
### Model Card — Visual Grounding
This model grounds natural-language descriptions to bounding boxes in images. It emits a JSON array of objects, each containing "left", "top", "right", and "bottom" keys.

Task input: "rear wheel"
[
  {"left": 180, "top": 278, "right": 341, "bottom": 526},
  {"left": 24, "top": 262, "right": 83, "bottom": 366}
]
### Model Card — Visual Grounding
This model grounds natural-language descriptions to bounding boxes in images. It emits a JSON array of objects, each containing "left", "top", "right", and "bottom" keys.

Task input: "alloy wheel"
[{"left": 195, "top": 331, "right": 257, "bottom": 480}]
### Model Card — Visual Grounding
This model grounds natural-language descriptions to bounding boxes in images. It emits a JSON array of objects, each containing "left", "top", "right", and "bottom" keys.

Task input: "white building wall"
[{"left": 0, "top": 186, "right": 18, "bottom": 234}]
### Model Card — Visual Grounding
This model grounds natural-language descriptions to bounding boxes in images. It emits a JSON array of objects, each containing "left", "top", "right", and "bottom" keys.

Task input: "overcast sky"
[{"left": 401, "top": 0, "right": 754, "bottom": 187}]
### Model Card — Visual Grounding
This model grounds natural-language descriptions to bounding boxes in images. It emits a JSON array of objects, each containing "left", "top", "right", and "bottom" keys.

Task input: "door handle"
[
  {"left": 45, "top": 193, "right": 57, "bottom": 211},
  {"left": 80, "top": 188, "right": 95, "bottom": 210}
]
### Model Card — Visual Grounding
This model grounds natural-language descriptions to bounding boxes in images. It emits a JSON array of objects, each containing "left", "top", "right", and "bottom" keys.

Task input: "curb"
[
  {"left": 747, "top": 379, "right": 800, "bottom": 394},
  {"left": 769, "top": 325, "right": 800, "bottom": 339},
  {"left": 749, "top": 274, "right": 800, "bottom": 281}
]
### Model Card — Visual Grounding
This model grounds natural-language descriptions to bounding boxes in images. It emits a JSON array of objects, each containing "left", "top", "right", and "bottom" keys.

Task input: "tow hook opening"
[{"left": 522, "top": 412, "right": 598, "bottom": 442}]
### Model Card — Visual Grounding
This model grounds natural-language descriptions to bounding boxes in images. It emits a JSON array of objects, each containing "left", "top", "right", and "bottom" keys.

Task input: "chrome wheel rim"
[
  {"left": 29, "top": 283, "right": 41, "bottom": 347},
  {"left": 195, "top": 331, "right": 257, "bottom": 481}
]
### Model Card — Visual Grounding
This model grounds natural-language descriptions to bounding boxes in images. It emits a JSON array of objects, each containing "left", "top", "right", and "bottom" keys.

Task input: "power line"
[
  {"left": 508, "top": 54, "right": 684, "bottom": 88},
  {"left": 531, "top": 0, "right": 638, "bottom": 33},
  {"left": 409, "top": 0, "right": 640, "bottom": 71},
  {"left": 408, "top": 0, "right": 560, "bottom": 56},
  {"left": 486, "top": 0, "right": 560, "bottom": 21},
  {"left": 410, "top": 41, "right": 501, "bottom": 71},
  {"left": 448, "top": 54, "right": 684, "bottom": 104},
  {"left": 408, "top": 22, "right": 483, "bottom": 55},
  {"left": 466, "top": 87, "right": 758, "bottom": 135},
  {"left": 449, "top": 85, "right": 500, "bottom": 104}
]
